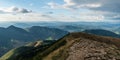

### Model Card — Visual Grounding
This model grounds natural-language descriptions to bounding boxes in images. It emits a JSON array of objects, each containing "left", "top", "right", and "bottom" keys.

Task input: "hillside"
[
  {"left": 0, "top": 25, "right": 68, "bottom": 41},
  {"left": 1, "top": 32, "right": 120, "bottom": 60},
  {"left": 0, "top": 25, "right": 68, "bottom": 57},
  {"left": 0, "top": 40, "right": 56, "bottom": 60},
  {"left": 83, "top": 29, "right": 120, "bottom": 38}
]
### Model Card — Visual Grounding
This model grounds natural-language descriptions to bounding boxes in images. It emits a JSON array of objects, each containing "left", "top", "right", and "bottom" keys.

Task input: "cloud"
[
  {"left": 63, "top": 0, "right": 101, "bottom": 9},
  {"left": 0, "top": 12, "right": 105, "bottom": 22},
  {"left": 46, "top": 12, "right": 54, "bottom": 14},
  {"left": 0, "top": 12, "right": 57, "bottom": 22},
  {"left": 47, "top": 0, "right": 120, "bottom": 13},
  {"left": 110, "top": 15, "right": 120, "bottom": 20},
  {"left": 90, "top": 0, "right": 120, "bottom": 12},
  {"left": 47, "top": 0, "right": 102, "bottom": 9},
  {"left": 30, "top": 3, "right": 34, "bottom": 6},
  {"left": 0, "top": 6, "right": 32, "bottom": 13},
  {"left": 47, "top": 2, "right": 62, "bottom": 9}
]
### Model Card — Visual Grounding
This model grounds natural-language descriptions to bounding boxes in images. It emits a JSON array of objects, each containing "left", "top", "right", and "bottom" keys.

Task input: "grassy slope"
[{"left": 34, "top": 32, "right": 120, "bottom": 60}]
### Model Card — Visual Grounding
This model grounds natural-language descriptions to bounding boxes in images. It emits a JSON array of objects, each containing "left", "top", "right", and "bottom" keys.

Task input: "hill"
[
  {"left": 0, "top": 25, "right": 68, "bottom": 57},
  {"left": 83, "top": 29, "right": 120, "bottom": 38},
  {"left": 1, "top": 32, "right": 120, "bottom": 60}
]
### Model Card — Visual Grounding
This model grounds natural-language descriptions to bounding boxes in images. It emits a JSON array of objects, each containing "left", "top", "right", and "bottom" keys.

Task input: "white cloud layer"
[
  {"left": 0, "top": 12, "right": 105, "bottom": 22},
  {"left": 63, "top": 0, "right": 101, "bottom": 9},
  {"left": 48, "top": 0, "right": 120, "bottom": 13},
  {"left": 0, "top": 0, "right": 119, "bottom": 22},
  {"left": 44, "top": 0, "right": 120, "bottom": 21}
]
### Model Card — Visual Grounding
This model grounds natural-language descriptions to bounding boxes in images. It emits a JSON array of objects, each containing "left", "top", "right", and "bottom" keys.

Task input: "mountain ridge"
[
  {"left": 1, "top": 32, "right": 120, "bottom": 60},
  {"left": 83, "top": 29, "right": 120, "bottom": 38},
  {"left": 0, "top": 25, "right": 68, "bottom": 57}
]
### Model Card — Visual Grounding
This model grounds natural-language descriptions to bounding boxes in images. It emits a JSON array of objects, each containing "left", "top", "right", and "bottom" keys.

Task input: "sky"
[{"left": 0, "top": 0, "right": 120, "bottom": 22}]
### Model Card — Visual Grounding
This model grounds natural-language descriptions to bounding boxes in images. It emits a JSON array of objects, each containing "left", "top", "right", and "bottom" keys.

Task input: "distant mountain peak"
[{"left": 7, "top": 25, "right": 17, "bottom": 29}]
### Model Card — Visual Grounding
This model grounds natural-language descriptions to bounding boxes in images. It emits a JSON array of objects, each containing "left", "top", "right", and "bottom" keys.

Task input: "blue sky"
[{"left": 0, "top": 0, "right": 120, "bottom": 22}]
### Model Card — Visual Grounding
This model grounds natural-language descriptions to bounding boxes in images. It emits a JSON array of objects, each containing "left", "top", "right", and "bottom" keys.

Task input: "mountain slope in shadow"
[{"left": 0, "top": 25, "right": 68, "bottom": 57}]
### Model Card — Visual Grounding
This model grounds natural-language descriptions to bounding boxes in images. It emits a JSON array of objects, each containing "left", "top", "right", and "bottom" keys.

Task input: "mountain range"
[
  {"left": 0, "top": 25, "right": 68, "bottom": 57},
  {"left": 1, "top": 32, "right": 120, "bottom": 60},
  {"left": 1, "top": 22, "right": 120, "bottom": 34},
  {"left": 0, "top": 23, "right": 120, "bottom": 59}
]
